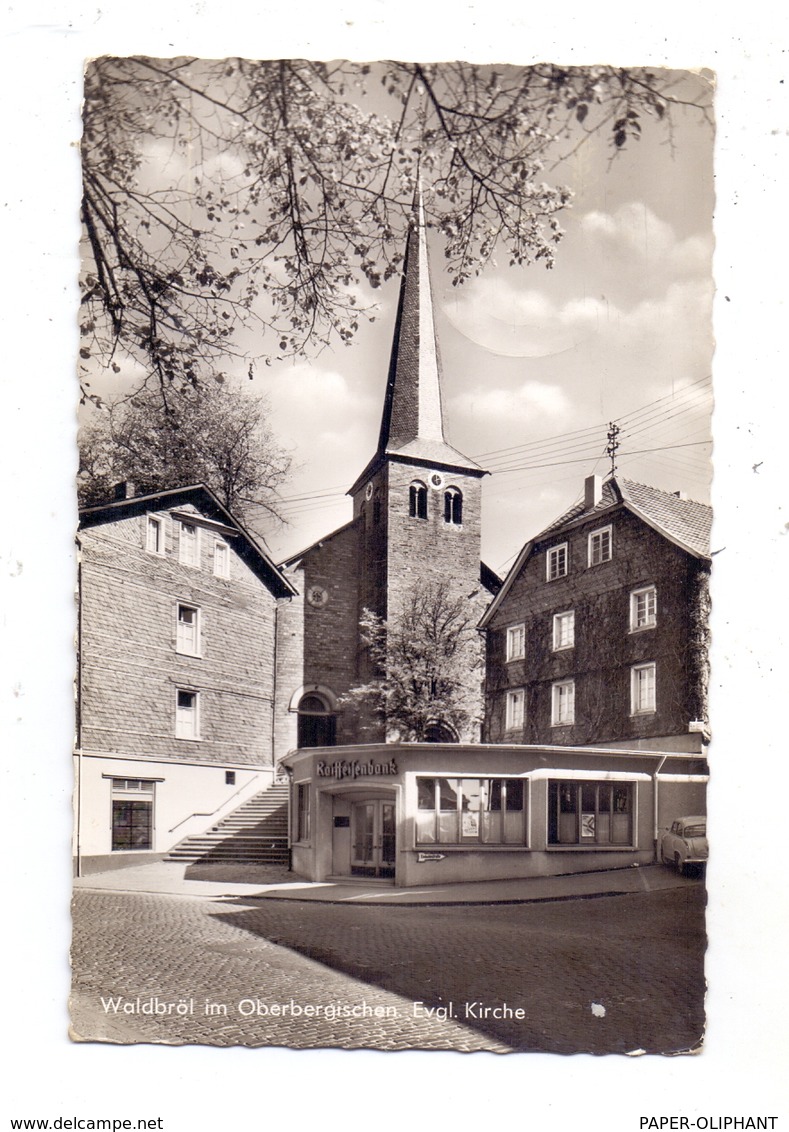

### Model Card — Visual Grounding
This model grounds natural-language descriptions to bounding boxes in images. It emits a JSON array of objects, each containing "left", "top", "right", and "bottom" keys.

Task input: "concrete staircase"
[{"left": 167, "top": 782, "right": 290, "bottom": 866}]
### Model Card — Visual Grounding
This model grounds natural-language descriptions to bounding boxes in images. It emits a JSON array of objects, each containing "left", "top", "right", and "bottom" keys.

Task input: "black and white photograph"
[
  {"left": 3, "top": 3, "right": 788, "bottom": 1129},
  {"left": 70, "top": 58, "right": 713, "bottom": 1055}
]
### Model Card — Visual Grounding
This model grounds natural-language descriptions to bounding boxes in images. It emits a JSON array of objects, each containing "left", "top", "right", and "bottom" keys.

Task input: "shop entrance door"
[{"left": 351, "top": 800, "right": 396, "bottom": 879}]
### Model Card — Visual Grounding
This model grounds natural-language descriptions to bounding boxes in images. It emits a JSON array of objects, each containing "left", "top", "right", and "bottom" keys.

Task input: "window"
[
  {"left": 551, "top": 679, "right": 575, "bottom": 726},
  {"left": 505, "top": 689, "right": 525, "bottom": 731},
  {"left": 631, "top": 663, "right": 656, "bottom": 715},
  {"left": 546, "top": 543, "right": 568, "bottom": 581},
  {"left": 176, "top": 604, "right": 201, "bottom": 656},
  {"left": 111, "top": 778, "right": 154, "bottom": 851},
  {"left": 552, "top": 610, "right": 575, "bottom": 650},
  {"left": 146, "top": 516, "right": 164, "bottom": 555},
  {"left": 416, "top": 777, "right": 527, "bottom": 845},
  {"left": 630, "top": 586, "right": 657, "bottom": 631},
  {"left": 409, "top": 481, "right": 428, "bottom": 520},
  {"left": 443, "top": 487, "right": 463, "bottom": 526},
  {"left": 213, "top": 540, "right": 230, "bottom": 579},
  {"left": 588, "top": 525, "right": 612, "bottom": 566},
  {"left": 179, "top": 520, "right": 199, "bottom": 567},
  {"left": 225, "top": 771, "right": 236, "bottom": 785},
  {"left": 175, "top": 689, "right": 199, "bottom": 739},
  {"left": 548, "top": 780, "right": 633, "bottom": 846},
  {"left": 506, "top": 624, "right": 526, "bottom": 661},
  {"left": 296, "top": 783, "right": 311, "bottom": 841}
]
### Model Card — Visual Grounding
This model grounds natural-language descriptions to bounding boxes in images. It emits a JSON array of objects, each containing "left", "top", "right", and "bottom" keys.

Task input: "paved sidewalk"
[{"left": 73, "top": 859, "right": 699, "bottom": 904}]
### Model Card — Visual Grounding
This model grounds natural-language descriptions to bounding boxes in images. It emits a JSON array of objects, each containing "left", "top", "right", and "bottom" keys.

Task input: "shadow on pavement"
[{"left": 211, "top": 885, "right": 707, "bottom": 1055}]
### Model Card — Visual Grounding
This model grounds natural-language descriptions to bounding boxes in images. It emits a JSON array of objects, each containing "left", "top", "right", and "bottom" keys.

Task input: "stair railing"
[{"left": 168, "top": 777, "right": 284, "bottom": 835}]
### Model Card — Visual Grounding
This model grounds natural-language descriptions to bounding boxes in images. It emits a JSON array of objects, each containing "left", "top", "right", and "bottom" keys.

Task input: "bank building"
[{"left": 75, "top": 199, "right": 709, "bottom": 886}]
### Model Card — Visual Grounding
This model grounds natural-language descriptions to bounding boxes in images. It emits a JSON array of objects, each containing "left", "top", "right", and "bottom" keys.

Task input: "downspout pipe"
[{"left": 652, "top": 753, "right": 668, "bottom": 862}]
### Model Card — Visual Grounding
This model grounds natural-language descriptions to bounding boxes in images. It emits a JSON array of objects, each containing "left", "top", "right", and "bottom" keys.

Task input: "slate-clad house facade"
[
  {"left": 480, "top": 474, "right": 712, "bottom": 753},
  {"left": 75, "top": 484, "right": 295, "bottom": 869}
]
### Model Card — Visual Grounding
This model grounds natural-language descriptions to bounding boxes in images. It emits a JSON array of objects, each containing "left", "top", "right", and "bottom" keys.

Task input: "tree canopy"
[
  {"left": 77, "top": 380, "right": 291, "bottom": 523},
  {"left": 342, "top": 579, "right": 482, "bottom": 742},
  {"left": 80, "top": 58, "right": 711, "bottom": 398}
]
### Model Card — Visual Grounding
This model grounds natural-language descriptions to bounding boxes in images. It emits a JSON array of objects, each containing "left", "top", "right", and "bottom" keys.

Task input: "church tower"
[
  {"left": 346, "top": 195, "right": 492, "bottom": 738},
  {"left": 277, "top": 195, "right": 495, "bottom": 752}
]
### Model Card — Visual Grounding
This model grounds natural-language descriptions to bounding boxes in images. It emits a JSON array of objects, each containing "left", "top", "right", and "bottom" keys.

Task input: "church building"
[{"left": 273, "top": 195, "right": 500, "bottom": 753}]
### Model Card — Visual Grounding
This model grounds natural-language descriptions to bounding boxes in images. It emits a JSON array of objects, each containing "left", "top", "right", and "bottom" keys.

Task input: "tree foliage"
[
  {"left": 77, "top": 380, "right": 291, "bottom": 523},
  {"left": 342, "top": 579, "right": 482, "bottom": 741},
  {"left": 80, "top": 58, "right": 710, "bottom": 397}
]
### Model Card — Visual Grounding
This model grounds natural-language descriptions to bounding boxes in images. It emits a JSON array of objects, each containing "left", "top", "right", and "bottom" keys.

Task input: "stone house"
[
  {"left": 480, "top": 474, "right": 712, "bottom": 753},
  {"left": 75, "top": 483, "right": 296, "bottom": 869}
]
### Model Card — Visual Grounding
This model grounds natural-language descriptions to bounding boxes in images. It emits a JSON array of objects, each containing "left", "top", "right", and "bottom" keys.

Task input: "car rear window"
[{"left": 683, "top": 823, "right": 706, "bottom": 837}]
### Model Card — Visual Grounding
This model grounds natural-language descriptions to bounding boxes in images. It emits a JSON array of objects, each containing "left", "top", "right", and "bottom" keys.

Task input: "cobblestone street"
[{"left": 71, "top": 885, "right": 705, "bottom": 1054}]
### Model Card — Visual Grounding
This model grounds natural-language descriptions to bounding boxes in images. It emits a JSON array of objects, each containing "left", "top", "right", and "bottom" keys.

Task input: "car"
[{"left": 660, "top": 816, "right": 708, "bottom": 874}]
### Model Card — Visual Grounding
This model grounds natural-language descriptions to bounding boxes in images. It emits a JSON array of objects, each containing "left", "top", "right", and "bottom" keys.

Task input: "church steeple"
[{"left": 374, "top": 191, "right": 484, "bottom": 476}]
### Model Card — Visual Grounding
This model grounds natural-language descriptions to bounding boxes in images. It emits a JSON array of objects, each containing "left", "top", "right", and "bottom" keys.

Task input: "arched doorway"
[
  {"left": 424, "top": 721, "right": 458, "bottom": 743},
  {"left": 296, "top": 692, "right": 337, "bottom": 748}
]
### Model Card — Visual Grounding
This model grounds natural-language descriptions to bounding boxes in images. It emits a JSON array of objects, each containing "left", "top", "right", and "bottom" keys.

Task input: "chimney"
[
  {"left": 113, "top": 481, "right": 135, "bottom": 501},
  {"left": 584, "top": 474, "right": 603, "bottom": 510}
]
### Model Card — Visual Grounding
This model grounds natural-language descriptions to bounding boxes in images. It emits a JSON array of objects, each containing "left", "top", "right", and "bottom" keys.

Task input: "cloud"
[
  {"left": 580, "top": 203, "right": 713, "bottom": 279},
  {"left": 453, "top": 379, "right": 572, "bottom": 426}
]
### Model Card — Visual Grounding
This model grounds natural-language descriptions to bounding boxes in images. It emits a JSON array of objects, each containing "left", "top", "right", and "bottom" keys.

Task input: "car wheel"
[{"left": 674, "top": 852, "right": 684, "bottom": 875}]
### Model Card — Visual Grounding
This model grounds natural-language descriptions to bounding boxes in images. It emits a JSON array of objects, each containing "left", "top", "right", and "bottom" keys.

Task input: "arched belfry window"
[
  {"left": 444, "top": 487, "right": 463, "bottom": 526},
  {"left": 409, "top": 481, "right": 428, "bottom": 520},
  {"left": 297, "top": 693, "right": 337, "bottom": 749}
]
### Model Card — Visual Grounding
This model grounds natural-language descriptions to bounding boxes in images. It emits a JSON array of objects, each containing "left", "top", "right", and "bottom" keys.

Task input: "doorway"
[{"left": 351, "top": 799, "right": 396, "bottom": 879}]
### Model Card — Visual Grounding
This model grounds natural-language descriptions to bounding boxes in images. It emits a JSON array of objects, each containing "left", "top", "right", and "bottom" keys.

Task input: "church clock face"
[
  {"left": 306, "top": 585, "right": 328, "bottom": 609},
  {"left": 364, "top": 482, "right": 374, "bottom": 501},
  {"left": 430, "top": 472, "right": 444, "bottom": 490}
]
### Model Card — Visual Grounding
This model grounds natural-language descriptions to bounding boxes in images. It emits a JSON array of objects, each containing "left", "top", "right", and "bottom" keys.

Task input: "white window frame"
[
  {"left": 175, "top": 688, "right": 200, "bottom": 740},
  {"left": 552, "top": 610, "right": 575, "bottom": 651},
  {"left": 213, "top": 539, "right": 230, "bottom": 579},
  {"left": 546, "top": 543, "right": 568, "bottom": 581},
  {"left": 506, "top": 624, "right": 526, "bottom": 662},
  {"left": 146, "top": 515, "right": 164, "bottom": 556},
  {"left": 551, "top": 679, "right": 576, "bottom": 727},
  {"left": 630, "top": 585, "right": 657, "bottom": 632},
  {"left": 178, "top": 520, "right": 200, "bottom": 568},
  {"left": 631, "top": 663, "right": 656, "bottom": 715},
  {"left": 176, "top": 603, "right": 201, "bottom": 657},
  {"left": 588, "top": 525, "right": 612, "bottom": 567},
  {"left": 505, "top": 689, "right": 525, "bottom": 731}
]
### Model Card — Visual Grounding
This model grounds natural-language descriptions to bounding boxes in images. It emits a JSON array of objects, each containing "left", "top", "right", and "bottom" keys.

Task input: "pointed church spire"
[{"left": 374, "top": 189, "right": 483, "bottom": 474}]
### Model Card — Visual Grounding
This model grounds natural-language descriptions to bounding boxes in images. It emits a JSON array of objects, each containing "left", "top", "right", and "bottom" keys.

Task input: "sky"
[
  {"left": 250, "top": 68, "right": 714, "bottom": 573},
  {"left": 82, "top": 64, "right": 715, "bottom": 577}
]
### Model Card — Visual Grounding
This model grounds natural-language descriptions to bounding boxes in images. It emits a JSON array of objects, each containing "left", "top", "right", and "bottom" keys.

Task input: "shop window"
[
  {"left": 546, "top": 543, "right": 568, "bottom": 581},
  {"left": 175, "top": 689, "right": 199, "bottom": 739},
  {"left": 551, "top": 679, "right": 575, "bottom": 726},
  {"left": 505, "top": 689, "right": 525, "bottom": 731},
  {"left": 552, "top": 610, "right": 575, "bottom": 651},
  {"left": 630, "top": 585, "right": 657, "bottom": 631},
  {"left": 297, "top": 693, "right": 337, "bottom": 748},
  {"left": 409, "top": 481, "right": 428, "bottom": 520},
  {"left": 547, "top": 780, "right": 633, "bottom": 846},
  {"left": 506, "top": 624, "right": 525, "bottom": 661},
  {"left": 296, "top": 783, "right": 311, "bottom": 841},
  {"left": 416, "top": 777, "right": 527, "bottom": 845},
  {"left": 588, "top": 525, "right": 612, "bottom": 566},
  {"left": 179, "top": 520, "right": 199, "bottom": 567},
  {"left": 146, "top": 515, "right": 164, "bottom": 555},
  {"left": 631, "top": 663, "right": 656, "bottom": 715},
  {"left": 176, "top": 603, "right": 201, "bottom": 656},
  {"left": 111, "top": 778, "right": 154, "bottom": 851},
  {"left": 443, "top": 487, "right": 463, "bottom": 525},
  {"left": 213, "top": 540, "right": 230, "bottom": 579}
]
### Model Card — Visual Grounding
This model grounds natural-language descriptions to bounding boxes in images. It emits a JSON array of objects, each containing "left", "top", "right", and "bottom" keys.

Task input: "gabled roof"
[
  {"left": 79, "top": 483, "right": 297, "bottom": 599},
  {"left": 279, "top": 517, "right": 360, "bottom": 570},
  {"left": 479, "top": 476, "right": 712, "bottom": 628}
]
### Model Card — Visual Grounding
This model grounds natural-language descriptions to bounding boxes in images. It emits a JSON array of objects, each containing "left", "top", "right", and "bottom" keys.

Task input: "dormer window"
[
  {"left": 409, "top": 481, "right": 428, "bottom": 520},
  {"left": 443, "top": 487, "right": 463, "bottom": 526}
]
